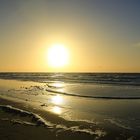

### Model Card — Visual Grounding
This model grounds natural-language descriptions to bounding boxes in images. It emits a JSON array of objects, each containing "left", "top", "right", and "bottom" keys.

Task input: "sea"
[{"left": 0, "top": 73, "right": 140, "bottom": 139}]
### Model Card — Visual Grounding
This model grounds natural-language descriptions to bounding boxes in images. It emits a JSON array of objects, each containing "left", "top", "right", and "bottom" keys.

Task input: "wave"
[
  {"left": 0, "top": 73, "right": 140, "bottom": 86},
  {"left": 45, "top": 88, "right": 140, "bottom": 99},
  {"left": 105, "top": 119, "right": 133, "bottom": 130}
]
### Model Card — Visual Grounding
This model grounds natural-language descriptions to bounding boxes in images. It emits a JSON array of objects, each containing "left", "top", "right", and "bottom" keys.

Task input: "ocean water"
[
  {"left": 0, "top": 73, "right": 140, "bottom": 139},
  {"left": 0, "top": 73, "right": 140, "bottom": 98},
  {"left": 0, "top": 72, "right": 140, "bottom": 85}
]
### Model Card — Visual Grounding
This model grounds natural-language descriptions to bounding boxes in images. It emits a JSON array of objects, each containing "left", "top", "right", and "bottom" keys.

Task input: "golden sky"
[{"left": 0, "top": 0, "right": 140, "bottom": 72}]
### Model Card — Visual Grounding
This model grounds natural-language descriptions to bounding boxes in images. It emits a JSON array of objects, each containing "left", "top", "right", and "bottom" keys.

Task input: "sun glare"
[
  {"left": 52, "top": 106, "right": 62, "bottom": 114},
  {"left": 47, "top": 44, "right": 69, "bottom": 68},
  {"left": 51, "top": 95, "right": 63, "bottom": 105}
]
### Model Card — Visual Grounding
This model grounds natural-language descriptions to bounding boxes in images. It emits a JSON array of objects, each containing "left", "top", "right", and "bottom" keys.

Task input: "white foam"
[
  {"left": 55, "top": 125, "right": 106, "bottom": 137},
  {"left": 105, "top": 118, "right": 133, "bottom": 130},
  {"left": 0, "top": 105, "right": 53, "bottom": 128}
]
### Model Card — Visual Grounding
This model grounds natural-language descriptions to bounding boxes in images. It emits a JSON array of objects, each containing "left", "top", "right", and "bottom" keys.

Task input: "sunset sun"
[
  {"left": 47, "top": 44, "right": 69, "bottom": 68},
  {"left": 0, "top": 0, "right": 140, "bottom": 140}
]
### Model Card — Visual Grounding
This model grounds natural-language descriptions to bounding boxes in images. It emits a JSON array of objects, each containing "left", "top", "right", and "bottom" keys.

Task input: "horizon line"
[{"left": 0, "top": 71, "right": 140, "bottom": 74}]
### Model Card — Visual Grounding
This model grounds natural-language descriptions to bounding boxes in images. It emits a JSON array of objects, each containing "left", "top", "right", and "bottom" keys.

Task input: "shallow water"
[{"left": 0, "top": 73, "right": 140, "bottom": 139}]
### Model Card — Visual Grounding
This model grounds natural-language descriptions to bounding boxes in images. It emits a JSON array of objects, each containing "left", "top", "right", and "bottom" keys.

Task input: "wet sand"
[
  {"left": 0, "top": 78, "right": 140, "bottom": 140},
  {"left": 0, "top": 97, "right": 139, "bottom": 140},
  {"left": 0, "top": 98, "right": 102, "bottom": 140}
]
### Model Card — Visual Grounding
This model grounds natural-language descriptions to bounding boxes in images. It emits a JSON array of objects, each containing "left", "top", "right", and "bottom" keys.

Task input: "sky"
[{"left": 0, "top": 0, "right": 140, "bottom": 72}]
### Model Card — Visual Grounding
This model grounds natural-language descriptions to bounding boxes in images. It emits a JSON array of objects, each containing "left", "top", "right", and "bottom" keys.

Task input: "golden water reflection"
[
  {"left": 50, "top": 82, "right": 65, "bottom": 88},
  {"left": 51, "top": 106, "right": 62, "bottom": 114},
  {"left": 51, "top": 94, "right": 64, "bottom": 105}
]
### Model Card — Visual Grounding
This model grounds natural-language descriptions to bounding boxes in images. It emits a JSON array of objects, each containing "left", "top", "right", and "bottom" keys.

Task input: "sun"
[{"left": 47, "top": 44, "right": 69, "bottom": 68}]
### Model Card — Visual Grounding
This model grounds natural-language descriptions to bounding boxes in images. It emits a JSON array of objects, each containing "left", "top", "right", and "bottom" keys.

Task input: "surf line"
[{"left": 46, "top": 88, "right": 140, "bottom": 100}]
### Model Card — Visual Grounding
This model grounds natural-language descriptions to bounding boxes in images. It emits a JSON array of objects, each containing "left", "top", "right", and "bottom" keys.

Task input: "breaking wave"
[{"left": 0, "top": 73, "right": 140, "bottom": 86}]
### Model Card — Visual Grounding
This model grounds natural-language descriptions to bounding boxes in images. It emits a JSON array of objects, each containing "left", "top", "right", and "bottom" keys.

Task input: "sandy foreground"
[
  {"left": 0, "top": 97, "right": 106, "bottom": 140},
  {"left": 0, "top": 96, "right": 138, "bottom": 140},
  {"left": 0, "top": 78, "right": 139, "bottom": 140}
]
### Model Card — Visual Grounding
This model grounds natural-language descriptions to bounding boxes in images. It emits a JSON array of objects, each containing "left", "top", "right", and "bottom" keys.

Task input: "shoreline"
[
  {"left": 0, "top": 97, "right": 105, "bottom": 140},
  {"left": 0, "top": 95, "right": 138, "bottom": 140},
  {"left": 0, "top": 77, "right": 140, "bottom": 140}
]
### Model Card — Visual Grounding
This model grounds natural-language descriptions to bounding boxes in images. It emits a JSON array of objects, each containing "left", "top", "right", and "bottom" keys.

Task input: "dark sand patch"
[{"left": 0, "top": 98, "right": 105, "bottom": 140}]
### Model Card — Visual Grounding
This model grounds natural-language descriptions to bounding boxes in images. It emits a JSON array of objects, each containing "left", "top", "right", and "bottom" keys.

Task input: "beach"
[
  {"left": 0, "top": 98, "right": 99, "bottom": 140},
  {"left": 1, "top": 0, "right": 140, "bottom": 139},
  {"left": 0, "top": 73, "right": 140, "bottom": 140}
]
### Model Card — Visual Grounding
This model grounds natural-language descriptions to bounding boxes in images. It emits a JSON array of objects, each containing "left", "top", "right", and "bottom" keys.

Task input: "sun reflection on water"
[
  {"left": 51, "top": 94, "right": 64, "bottom": 105},
  {"left": 49, "top": 86, "right": 66, "bottom": 115},
  {"left": 52, "top": 106, "right": 62, "bottom": 114},
  {"left": 49, "top": 82, "right": 65, "bottom": 88}
]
